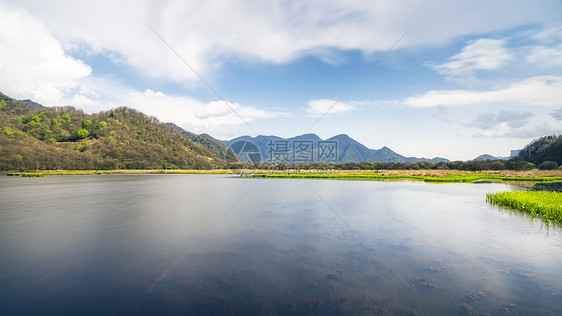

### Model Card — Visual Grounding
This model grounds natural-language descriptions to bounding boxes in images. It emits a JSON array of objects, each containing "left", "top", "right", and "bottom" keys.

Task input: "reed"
[{"left": 487, "top": 191, "right": 562, "bottom": 223}]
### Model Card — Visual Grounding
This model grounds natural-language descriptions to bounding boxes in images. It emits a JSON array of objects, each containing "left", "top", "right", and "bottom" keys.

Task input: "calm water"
[{"left": 1, "top": 175, "right": 561, "bottom": 315}]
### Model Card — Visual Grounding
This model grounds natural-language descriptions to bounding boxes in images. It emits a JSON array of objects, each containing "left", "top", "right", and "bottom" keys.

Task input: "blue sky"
[{"left": 1, "top": 0, "right": 561, "bottom": 160}]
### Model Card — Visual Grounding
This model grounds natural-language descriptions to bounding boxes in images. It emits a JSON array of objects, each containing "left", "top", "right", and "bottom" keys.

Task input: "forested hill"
[
  {"left": 0, "top": 92, "right": 236, "bottom": 170},
  {"left": 519, "top": 134, "right": 562, "bottom": 168}
]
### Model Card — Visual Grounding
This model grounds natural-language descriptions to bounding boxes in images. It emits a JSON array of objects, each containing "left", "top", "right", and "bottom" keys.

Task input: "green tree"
[
  {"left": 82, "top": 120, "right": 92, "bottom": 129},
  {"left": 0, "top": 99, "right": 6, "bottom": 110},
  {"left": 76, "top": 128, "right": 89, "bottom": 139},
  {"left": 490, "top": 160, "right": 505, "bottom": 170}
]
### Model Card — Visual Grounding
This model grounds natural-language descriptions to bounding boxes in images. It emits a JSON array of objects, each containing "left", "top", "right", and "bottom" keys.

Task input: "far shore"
[{"left": 4, "top": 169, "right": 562, "bottom": 181}]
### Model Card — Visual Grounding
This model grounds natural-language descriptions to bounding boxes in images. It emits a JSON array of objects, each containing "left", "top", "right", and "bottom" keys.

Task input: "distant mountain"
[
  {"left": 20, "top": 99, "right": 44, "bottom": 108},
  {"left": 223, "top": 133, "right": 449, "bottom": 163},
  {"left": 473, "top": 154, "right": 498, "bottom": 161},
  {"left": 0, "top": 92, "right": 43, "bottom": 115},
  {"left": 472, "top": 154, "right": 510, "bottom": 161}
]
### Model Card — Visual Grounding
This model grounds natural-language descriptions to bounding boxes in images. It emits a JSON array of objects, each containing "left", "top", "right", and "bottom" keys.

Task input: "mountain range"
[
  {"left": 4, "top": 91, "right": 545, "bottom": 169},
  {"left": 223, "top": 134, "right": 449, "bottom": 164}
]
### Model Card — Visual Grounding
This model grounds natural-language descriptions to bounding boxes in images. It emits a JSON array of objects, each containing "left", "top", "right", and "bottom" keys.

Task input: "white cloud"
[
  {"left": 470, "top": 110, "right": 533, "bottom": 130},
  {"left": 552, "top": 108, "right": 562, "bottom": 120},
  {"left": 305, "top": 99, "right": 355, "bottom": 115},
  {"left": 473, "top": 123, "right": 558, "bottom": 139},
  {"left": 125, "top": 91, "right": 284, "bottom": 137},
  {"left": 429, "top": 39, "right": 513, "bottom": 82},
  {"left": 0, "top": 3, "right": 91, "bottom": 105},
  {"left": 143, "top": 89, "right": 165, "bottom": 98},
  {"left": 405, "top": 76, "right": 562, "bottom": 108},
  {"left": 5, "top": 0, "right": 561, "bottom": 83},
  {"left": 525, "top": 44, "right": 562, "bottom": 70},
  {"left": 531, "top": 22, "right": 562, "bottom": 43}
]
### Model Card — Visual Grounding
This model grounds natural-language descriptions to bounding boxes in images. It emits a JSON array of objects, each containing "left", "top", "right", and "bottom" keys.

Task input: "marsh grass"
[
  {"left": 487, "top": 191, "right": 562, "bottom": 223},
  {"left": 247, "top": 173, "right": 562, "bottom": 184}
]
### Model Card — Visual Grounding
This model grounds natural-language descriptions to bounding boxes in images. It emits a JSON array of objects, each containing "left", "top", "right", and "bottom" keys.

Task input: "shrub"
[{"left": 539, "top": 161, "right": 558, "bottom": 170}]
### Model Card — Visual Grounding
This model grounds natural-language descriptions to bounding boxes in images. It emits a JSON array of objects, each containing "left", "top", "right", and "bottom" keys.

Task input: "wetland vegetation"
[
  {"left": 247, "top": 171, "right": 562, "bottom": 183},
  {"left": 487, "top": 191, "right": 562, "bottom": 224}
]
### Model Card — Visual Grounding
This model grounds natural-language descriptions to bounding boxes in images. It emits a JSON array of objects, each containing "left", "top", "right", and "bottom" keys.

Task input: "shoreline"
[{"left": 4, "top": 169, "right": 562, "bottom": 184}]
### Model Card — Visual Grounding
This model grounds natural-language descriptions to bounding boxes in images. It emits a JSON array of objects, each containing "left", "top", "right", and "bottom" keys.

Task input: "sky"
[{"left": 1, "top": 0, "right": 561, "bottom": 161}]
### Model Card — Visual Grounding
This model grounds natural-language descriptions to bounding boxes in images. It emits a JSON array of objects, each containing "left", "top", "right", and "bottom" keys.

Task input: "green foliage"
[
  {"left": 98, "top": 121, "right": 107, "bottom": 128},
  {"left": 519, "top": 134, "right": 562, "bottom": 165},
  {"left": 0, "top": 99, "right": 5, "bottom": 110},
  {"left": 76, "top": 128, "right": 89, "bottom": 139},
  {"left": 51, "top": 118, "right": 61, "bottom": 128},
  {"left": 82, "top": 120, "right": 92, "bottom": 129},
  {"left": 487, "top": 191, "right": 562, "bottom": 224}
]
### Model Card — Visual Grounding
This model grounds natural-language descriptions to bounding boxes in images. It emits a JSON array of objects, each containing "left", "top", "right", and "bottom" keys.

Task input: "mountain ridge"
[
  {"left": 223, "top": 133, "right": 449, "bottom": 163},
  {"left": 166, "top": 123, "right": 238, "bottom": 161}
]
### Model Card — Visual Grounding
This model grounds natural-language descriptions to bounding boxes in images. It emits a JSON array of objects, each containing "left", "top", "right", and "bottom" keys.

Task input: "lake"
[{"left": 1, "top": 175, "right": 561, "bottom": 315}]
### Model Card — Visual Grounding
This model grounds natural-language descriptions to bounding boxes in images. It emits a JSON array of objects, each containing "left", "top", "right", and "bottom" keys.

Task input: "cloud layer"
[
  {"left": 405, "top": 76, "right": 562, "bottom": 108},
  {"left": 6, "top": 0, "right": 561, "bottom": 83}
]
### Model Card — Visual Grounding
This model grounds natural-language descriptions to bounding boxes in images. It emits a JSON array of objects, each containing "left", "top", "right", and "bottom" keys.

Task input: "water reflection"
[{"left": 1, "top": 175, "right": 561, "bottom": 315}]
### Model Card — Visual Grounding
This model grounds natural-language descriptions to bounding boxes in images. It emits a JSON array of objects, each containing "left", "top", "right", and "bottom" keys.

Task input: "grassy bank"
[
  {"left": 247, "top": 171, "right": 562, "bottom": 184},
  {"left": 487, "top": 191, "right": 562, "bottom": 223}
]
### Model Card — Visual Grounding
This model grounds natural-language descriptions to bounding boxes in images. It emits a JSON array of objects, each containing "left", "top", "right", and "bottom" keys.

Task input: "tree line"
[{"left": 225, "top": 156, "right": 553, "bottom": 172}]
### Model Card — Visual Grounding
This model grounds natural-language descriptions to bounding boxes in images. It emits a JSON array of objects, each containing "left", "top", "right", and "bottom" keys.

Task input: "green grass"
[
  {"left": 247, "top": 173, "right": 562, "bottom": 184},
  {"left": 487, "top": 191, "right": 562, "bottom": 223}
]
